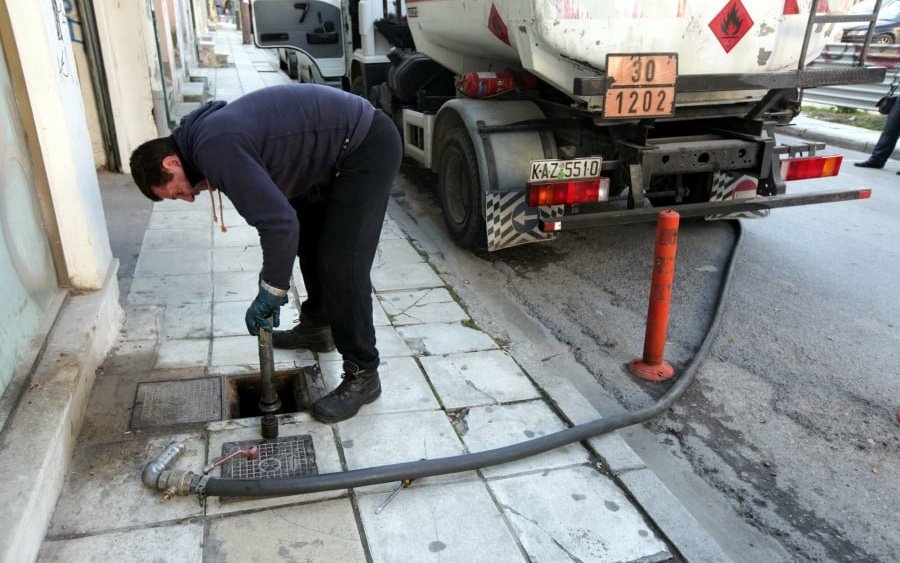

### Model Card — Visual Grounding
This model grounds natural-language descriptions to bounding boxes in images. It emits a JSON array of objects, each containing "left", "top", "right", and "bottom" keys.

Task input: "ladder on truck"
[{"left": 798, "top": 0, "right": 885, "bottom": 69}]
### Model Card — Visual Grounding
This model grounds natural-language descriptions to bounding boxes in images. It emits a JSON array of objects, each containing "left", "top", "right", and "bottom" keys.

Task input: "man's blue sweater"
[{"left": 172, "top": 83, "right": 375, "bottom": 289}]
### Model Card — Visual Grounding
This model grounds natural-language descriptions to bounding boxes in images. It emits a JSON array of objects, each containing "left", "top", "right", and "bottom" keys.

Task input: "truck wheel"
[
  {"left": 438, "top": 129, "right": 487, "bottom": 248},
  {"left": 287, "top": 52, "right": 299, "bottom": 79},
  {"left": 351, "top": 76, "right": 365, "bottom": 96}
]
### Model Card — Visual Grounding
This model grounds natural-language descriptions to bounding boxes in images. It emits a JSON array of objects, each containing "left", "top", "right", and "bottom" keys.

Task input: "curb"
[{"left": 780, "top": 118, "right": 900, "bottom": 162}]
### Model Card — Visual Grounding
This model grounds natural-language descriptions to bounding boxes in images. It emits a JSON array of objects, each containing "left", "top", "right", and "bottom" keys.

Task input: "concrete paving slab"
[
  {"left": 97, "top": 338, "right": 158, "bottom": 375},
  {"left": 397, "top": 322, "right": 498, "bottom": 355},
  {"left": 379, "top": 218, "right": 405, "bottom": 241},
  {"left": 143, "top": 227, "right": 212, "bottom": 249},
  {"left": 419, "top": 350, "right": 535, "bottom": 409},
  {"left": 320, "top": 355, "right": 441, "bottom": 414},
  {"left": 156, "top": 337, "right": 210, "bottom": 369},
  {"left": 378, "top": 287, "right": 469, "bottom": 325},
  {"left": 617, "top": 468, "right": 732, "bottom": 563},
  {"left": 337, "top": 410, "right": 470, "bottom": 492},
  {"left": 374, "top": 238, "right": 425, "bottom": 267},
  {"left": 358, "top": 480, "right": 524, "bottom": 562},
  {"left": 206, "top": 500, "right": 366, "bottom": 561},
  {"left": 147, "top": 207, "right": 213, "bottom": 230},
  {"left": 209, "top": 334, "right": 315, "bottom": 372},
  {"left": 488, "top": 465, "right": 671, "bottom": 563},
  {"left": 589, "top": 433, "right": 648, "bottom": 475},
  {"left": 38, "top": 522, "right": 204, "bottom": 563},
  {"left": 213, "top": 300, "right": 252, "bottom": 337},
  {"left": 47, "top": 434, "right": 206, "bottom": 536},
  {"left": 213, "top": 270, "right": 260, "bottom": 302},
  {"left": 119, "top": 305, "right": 162, "bottom": 341},
  {"left": 460, "top": 400, "right": 590, "bottom": 478},
  {"left": 205, "top": 417, "right": 343, "bottom": 515},
  {"left": 160, "top": 302, "right": 212, "bottom": 340},
  {"left": 374, "top": 325, "right": 414, "bottom": 357},
  {"left": 212, "top": 245, "right": 262, "bottom": 273},
  {"left": 371, "top": 292, "right": 391, "bottom": 326},
  {"left": 135, "top": 247, "right": 211, "bottom": 276},
  {"left": 371, "top": 261, "right": 443, "bottom": 291},
  {"left": 127, "top": 273, "right": 212, "bottom": 306},
  {"left": 212, "top": 225, "right": 260, "bottom": 248}
]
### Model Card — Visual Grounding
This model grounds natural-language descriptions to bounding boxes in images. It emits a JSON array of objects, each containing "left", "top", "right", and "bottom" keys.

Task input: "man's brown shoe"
[{"left": 271, "top": 315, "right": 335, "bottom": 352}]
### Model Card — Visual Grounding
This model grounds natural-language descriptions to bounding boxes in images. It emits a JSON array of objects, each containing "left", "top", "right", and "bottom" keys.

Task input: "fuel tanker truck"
[{"left": 251, "top": 0, "right": 887, "bottom": 250}]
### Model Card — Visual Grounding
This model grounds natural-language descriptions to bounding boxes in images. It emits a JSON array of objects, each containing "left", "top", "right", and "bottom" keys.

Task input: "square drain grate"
[
  {"left": 220, "top": 434, "right": 319, "bottom": 480},
  {"left": 130, "top": 378, "right": 222, "bottom": 429}
]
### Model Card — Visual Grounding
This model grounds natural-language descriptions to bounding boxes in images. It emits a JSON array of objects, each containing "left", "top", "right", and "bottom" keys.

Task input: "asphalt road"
[{"left": 391, "top": 137, "right": 900, "bottom": 562}]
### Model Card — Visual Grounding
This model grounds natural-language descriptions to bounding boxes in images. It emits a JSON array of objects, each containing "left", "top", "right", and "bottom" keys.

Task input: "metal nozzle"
[{"left": 142, "top": 441, "right": 185, "bottom": 488}]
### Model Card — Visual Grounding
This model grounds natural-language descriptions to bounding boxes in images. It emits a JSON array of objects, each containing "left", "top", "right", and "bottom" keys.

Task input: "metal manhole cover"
[
  {"left": 131, "top": 378, "right": 222, "bottom": 429},
  {"left": 221, "top": 434, "right": 319, "bottom": 480}
]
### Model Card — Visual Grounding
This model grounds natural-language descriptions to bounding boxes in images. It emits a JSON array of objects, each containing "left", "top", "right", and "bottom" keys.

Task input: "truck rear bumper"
[{"left": 539, "top": 188, "right": 871, "bottom": 231}]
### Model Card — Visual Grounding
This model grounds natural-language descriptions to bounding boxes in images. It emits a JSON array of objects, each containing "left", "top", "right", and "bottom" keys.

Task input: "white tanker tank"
[{"left": 406, "top": 0, "right": 854, "bottom": 106}]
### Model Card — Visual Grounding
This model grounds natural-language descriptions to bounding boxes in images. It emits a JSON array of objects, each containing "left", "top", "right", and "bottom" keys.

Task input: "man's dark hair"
[{"left": 129, "top": 136, "right": 179, "bottom": 202}]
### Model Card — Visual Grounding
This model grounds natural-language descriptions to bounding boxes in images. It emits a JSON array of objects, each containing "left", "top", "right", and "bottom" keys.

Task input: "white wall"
[
  {"left": 5, "top": 0, "right": 113, "bottom": 290},
  {"left": 92, "top": 0, "right": 162, "bottom": 172}
]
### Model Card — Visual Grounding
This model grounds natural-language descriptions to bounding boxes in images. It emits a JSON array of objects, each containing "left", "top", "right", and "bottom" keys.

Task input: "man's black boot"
[
  {"left": 854, "top": 160, "right": 884, "bottom": 169},
  {"left": 312, "top": 362, "right": 381, "bottom": 423},
  {"left": 271, "top": 314, "right": 335, "bottom": 351}
]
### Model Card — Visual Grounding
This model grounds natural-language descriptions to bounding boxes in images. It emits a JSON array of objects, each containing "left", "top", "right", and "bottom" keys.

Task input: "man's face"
[{"left": 151, "top": 155, "right": 205, "bottom": 202}]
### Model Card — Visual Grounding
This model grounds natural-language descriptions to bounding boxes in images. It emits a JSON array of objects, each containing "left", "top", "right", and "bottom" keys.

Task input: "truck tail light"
[
  {"left": 780, "top": 155, "right": 842, "bottom": 181},
  {"left": 527, "top": 178, "right": 610, "bottom": 207}
]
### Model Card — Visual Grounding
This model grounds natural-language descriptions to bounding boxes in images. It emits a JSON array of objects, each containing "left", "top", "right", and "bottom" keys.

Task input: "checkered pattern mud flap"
[
  {"left": 705, "top": 171, "right": 771, "bottom": 221},
  {"left": 485, "top": 192, "right": 563, "bottom": 251}
]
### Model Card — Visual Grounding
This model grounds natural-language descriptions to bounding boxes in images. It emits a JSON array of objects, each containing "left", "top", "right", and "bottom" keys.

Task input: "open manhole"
[
  {"left": 224, "top": 365, "right": 327, "bottom": 419},
  {"left": 131, "top": 377, "right": 222, "bottom": 429},
  {"left": 217, "top": 434, "right": 319, "bottom": 502}
]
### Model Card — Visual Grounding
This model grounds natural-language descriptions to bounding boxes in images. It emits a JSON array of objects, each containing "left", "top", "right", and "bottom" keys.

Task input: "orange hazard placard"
[{"left": 604, "top": 54, "right": 677, "bottom": 119}]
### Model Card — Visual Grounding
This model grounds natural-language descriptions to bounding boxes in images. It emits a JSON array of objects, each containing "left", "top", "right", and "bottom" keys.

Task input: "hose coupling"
[{"left": 156, "top": 469, "right": 205, "bottom": 499}]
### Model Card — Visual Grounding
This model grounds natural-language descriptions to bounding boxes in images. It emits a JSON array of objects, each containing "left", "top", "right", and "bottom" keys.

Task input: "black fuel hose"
[{"left": 202, "top": 221, "right": 743, "bottom": 497}]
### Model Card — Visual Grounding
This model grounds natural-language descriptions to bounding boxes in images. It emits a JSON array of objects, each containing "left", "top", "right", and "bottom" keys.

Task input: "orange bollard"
[{"left": 629, "top": 210, "right": 680, "bottom": 382}]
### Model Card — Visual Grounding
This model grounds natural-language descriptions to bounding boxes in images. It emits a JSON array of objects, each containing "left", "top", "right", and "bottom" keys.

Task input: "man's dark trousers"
[{"left": 291, "top": 110, "right": 402, "bottom": 370}]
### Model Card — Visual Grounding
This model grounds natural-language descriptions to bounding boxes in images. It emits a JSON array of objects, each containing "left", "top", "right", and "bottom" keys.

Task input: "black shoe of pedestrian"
[
  {"left": 271, "top": 315, "right": 335, "bottom": 351},
  {"left": 853, "top": 160, "right": 884, "bottom": 169},
  {"left": 312, "top": 362, "right": 381, "bottom": 423}
]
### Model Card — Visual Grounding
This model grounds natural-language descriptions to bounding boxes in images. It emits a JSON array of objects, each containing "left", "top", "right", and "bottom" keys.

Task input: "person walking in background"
[
  {"left": 129, "top": 84, "right": 403, "bottom": 423},
  {"left": 855, "top": 79, "right": 900, "bottom": 175}
]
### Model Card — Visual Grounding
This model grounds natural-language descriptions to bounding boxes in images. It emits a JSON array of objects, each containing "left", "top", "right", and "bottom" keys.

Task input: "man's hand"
[{"left": 245, "top": 280, "right": 288, "bottom": 336}]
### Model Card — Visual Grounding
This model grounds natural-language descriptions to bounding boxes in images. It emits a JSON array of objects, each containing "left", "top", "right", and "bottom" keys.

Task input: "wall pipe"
[{"left": 152, "top": 221, "right": 743, "bottom": 499}]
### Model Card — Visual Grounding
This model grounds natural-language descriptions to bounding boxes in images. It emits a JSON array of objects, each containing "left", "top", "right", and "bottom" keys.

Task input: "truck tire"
[
  {"left": 438, "top": 129, "right": 487, "bottom": 249},
  {"left": 287, "top": 52, "right": 299, "bottom": 79}
]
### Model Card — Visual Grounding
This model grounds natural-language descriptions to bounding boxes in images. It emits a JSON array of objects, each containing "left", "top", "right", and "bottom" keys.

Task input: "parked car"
[{"left": 842, "top": 0, "right": 900, "bottom": 44}]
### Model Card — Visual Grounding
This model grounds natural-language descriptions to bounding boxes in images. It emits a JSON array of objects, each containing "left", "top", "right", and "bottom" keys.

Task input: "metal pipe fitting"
[
  {"left": 156, "top": 469, "right": 206, "bottom": 500},
  {"left": 258, "top": 324, "right": 282, "bottom": 415},
  {"left": 141, "top": 441, "right": 185, "bottom": 488}
]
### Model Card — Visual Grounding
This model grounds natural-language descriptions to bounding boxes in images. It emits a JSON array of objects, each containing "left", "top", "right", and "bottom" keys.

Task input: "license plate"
[
  {"left": 604, "top": 53, "right": 677, "bottom": 119},
  {"left": 529, "top": 157, "right": 603, "bottom": 182}
]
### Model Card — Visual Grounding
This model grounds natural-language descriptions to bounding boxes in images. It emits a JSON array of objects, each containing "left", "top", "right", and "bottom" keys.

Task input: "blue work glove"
[{"left": 245, "top": 280, "right": 288, "bottom": 336}]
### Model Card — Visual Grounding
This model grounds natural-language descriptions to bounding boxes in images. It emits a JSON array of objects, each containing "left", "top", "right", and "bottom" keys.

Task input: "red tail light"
[
  {"left": 781, "top": 155, "right": 842, "bottom": 181},
  {"left": 527, "top": 178, "right": 610, "bottom": 207}
]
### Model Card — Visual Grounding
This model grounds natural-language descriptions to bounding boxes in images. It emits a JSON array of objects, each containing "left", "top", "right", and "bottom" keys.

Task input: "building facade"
[{"left": 0, "top": 1, "right": 213, "bottom": 560}]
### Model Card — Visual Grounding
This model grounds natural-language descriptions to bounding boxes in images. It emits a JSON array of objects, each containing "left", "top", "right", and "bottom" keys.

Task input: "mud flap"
[
  {"left": 706, "top": 171, "right": 770, "bottom": 221},
  {"left": 485, "top": 192, "right": 562, "bottom": 251}
]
